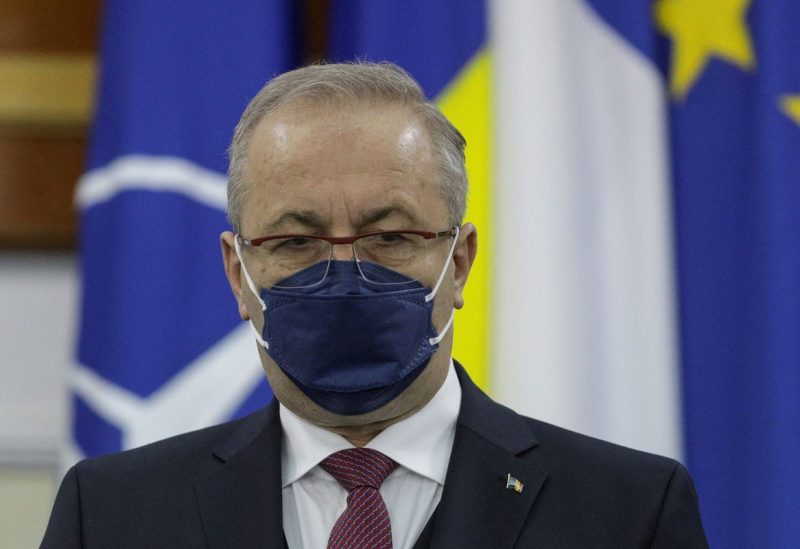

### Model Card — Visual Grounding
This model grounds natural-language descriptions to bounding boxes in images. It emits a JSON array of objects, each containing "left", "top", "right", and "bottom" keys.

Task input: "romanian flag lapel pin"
[{"left": 506, "top": 473, "right": 524, "bottom": 493}]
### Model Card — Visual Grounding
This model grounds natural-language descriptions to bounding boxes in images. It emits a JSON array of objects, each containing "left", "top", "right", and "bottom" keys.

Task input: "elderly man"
[{"left": 42, "top": 63, "right": 708, "bottom": 548}]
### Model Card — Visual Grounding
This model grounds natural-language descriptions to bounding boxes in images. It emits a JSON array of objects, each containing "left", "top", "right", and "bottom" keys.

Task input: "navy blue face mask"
[{"left": 235, "top": 232, "right": 457, "bottom": 416}]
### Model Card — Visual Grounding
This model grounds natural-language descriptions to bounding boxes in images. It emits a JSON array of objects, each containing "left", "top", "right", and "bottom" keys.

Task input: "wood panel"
[
  {"left": 0, "top": 54, "right": 95, "bottom": 127},
  {"left": 305, "top": 0, "right": 329, "bottom": 62},
  {"left": 0, "top": 133, "right": 85, "bottom": 248},
  {"left": 0, "top": 0, "right": 99, "bottom": 249},
  {"left": 0, "top": 0, "right": 100, "bottom": 52}
]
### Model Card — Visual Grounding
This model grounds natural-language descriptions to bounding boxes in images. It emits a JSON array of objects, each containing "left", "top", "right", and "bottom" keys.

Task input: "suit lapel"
[
  {"left": 194, "top": 401, "right": 285, "bottom": 548},
  {"left": 429, "top": 364, "right": 548, "bottom": 548}
]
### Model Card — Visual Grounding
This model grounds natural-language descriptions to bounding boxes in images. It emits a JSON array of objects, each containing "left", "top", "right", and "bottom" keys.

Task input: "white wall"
[{"left": 0, "top": 252, "right": 77, "bottom": 543}]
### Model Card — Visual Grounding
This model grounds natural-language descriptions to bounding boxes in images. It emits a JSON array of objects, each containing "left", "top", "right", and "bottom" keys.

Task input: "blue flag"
[
  {"left": 70, "top": 1, "right": 299, "bottom": 460},
  {"left": 584, "top": 1, "right": 800, "bottom": 546},
  {"left": 328, "top": 0, "right": 485, "bottom": 99}
]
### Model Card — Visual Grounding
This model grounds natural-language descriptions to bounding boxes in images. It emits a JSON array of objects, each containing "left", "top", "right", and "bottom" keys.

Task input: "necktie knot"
[
  {"left": 320, "top": 448, "right": 398, "bottom": 491},
  {"left": 321, "top": 448, "right": 398, "bottom": 548}
]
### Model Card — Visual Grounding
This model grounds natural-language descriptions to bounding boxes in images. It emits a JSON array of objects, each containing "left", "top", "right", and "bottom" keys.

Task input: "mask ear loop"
[
  {"left": 429, "top": 309, "right": 455, "bottom": 345},
  {"left": 425, "top": 225, "right": 460, "bottom": 303},
  {"left": 234, "top": 235, "right": 270, "bottom": 349},
  {"left": 234, "top": 235, "right": 267, "bottom": 312},
  {"left": 425, "top": 226, "right": 460, "bottom": 346}
]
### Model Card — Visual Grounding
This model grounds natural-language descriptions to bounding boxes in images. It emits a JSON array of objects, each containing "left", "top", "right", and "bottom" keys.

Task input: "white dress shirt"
[{"left": 281, "top": 361, "right": 461, "bottom": 549}]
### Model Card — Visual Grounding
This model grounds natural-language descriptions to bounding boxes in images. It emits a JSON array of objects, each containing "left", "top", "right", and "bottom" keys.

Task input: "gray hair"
[{"left": 226, "top": 62, "right": 467, "bottom": 232}]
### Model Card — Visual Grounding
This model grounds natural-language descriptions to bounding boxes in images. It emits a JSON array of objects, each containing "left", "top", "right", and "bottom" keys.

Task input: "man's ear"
[
  {"left": 452, "top": 223, "right": 478, "bottom": 309},
  {"left": 220, "top": 231, "right": 251, "bottom": 320}
]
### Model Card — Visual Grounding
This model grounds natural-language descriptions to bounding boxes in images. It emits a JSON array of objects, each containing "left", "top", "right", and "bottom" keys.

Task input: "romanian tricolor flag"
[{"left": 328, "top": 0, "right": 492, "bottom": 390}]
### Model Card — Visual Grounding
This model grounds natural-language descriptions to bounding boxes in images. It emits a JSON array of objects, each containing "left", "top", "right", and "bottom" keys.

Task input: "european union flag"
[{"left": 69, "top": 1, "right": 299, "bottom": 461}]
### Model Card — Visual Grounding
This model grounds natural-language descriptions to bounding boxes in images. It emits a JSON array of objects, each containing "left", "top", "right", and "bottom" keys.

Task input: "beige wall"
[{"left": 0, "top": 466, "right": 58, "bottom": 547}]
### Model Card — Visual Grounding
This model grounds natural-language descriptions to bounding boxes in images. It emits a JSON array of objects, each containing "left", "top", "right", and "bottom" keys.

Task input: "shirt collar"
[{"left": 280, "top": 360, "right": 461, "bottom": 487}]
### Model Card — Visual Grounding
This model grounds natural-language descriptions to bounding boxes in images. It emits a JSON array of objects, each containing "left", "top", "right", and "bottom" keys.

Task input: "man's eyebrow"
[
  {"left": 357, "top": 205, "right": 422, "bottom": 228},
  {"left": 260, "top": 210, "right": 327, "bottom": 234}
]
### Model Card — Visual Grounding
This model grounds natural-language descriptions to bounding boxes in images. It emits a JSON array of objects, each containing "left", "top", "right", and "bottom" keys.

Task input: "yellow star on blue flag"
[
  {"left": 655, "top": 0, "right": 755, "bottom": 100},
  {"left": 780, "top": 95, "right": 800, "bottom": 127}
]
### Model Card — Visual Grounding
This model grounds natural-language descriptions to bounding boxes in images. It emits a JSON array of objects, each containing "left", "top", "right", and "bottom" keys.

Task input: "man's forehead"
[
  {"left": 252, "top": 100, "right": 429, "bottom": 148},
  {"left": 238, "top": 100, "right": 448, "bottom": 235},
  {"left": 244, "top": 103, "right": 431, "bottom": 183},
  {"left": 247, "top": 197, "right": 431, "bottom": 235}
]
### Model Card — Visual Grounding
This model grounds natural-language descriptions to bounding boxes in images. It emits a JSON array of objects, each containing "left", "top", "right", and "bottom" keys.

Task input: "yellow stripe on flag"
[{"left": 435, "top": 48, "right": 491, "bottom": 392}]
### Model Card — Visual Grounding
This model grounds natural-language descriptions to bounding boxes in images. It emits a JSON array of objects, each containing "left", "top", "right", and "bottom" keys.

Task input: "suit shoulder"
[
  {"left": 523, "top": 415, "right": 681, "bottom": 481},
  {"left": 73, "top": 406, "right": 272, "bottom": 480},
  {"left": 454, "top": 362, "right": 683, "bottom": 479},
  {"left": 517, "top": 415, "right": 707, "bottom": 546}
]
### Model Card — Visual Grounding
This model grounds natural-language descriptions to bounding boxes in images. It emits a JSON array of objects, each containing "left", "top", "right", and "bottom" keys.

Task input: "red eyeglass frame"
[{"left": 238, "top": 227, "right": 457, "bottom": 247}]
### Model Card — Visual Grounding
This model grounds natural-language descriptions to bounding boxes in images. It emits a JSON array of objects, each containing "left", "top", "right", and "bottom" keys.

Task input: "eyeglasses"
[{"left": 236, "top": 228, "right": 457, "bottom": 288}]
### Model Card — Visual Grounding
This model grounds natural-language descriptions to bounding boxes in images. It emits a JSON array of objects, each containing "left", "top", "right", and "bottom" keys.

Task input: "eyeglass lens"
[{"left": 247, "top": 232, "right": 442, "bottom": 288}]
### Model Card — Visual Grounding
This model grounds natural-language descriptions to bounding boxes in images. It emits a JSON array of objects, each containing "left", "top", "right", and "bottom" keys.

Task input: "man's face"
[{"left": 221, "top": 100, "right": 476, "bottom": 434}]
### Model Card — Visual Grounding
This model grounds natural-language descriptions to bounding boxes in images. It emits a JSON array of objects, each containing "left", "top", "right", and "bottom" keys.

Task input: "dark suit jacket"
[{"left": 41, "top": 364, "right": 708, "bottom": 548}]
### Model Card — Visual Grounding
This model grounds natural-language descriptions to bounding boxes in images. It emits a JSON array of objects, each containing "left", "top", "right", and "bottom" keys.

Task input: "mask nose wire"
[{"left": 234, "top": 235, "right": 270, "bottom": 350}]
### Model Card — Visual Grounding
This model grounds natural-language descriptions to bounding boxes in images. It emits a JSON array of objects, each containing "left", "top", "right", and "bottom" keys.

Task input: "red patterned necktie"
[{"left": 320, "top": 448, "right": 399, "bottom": 549}]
